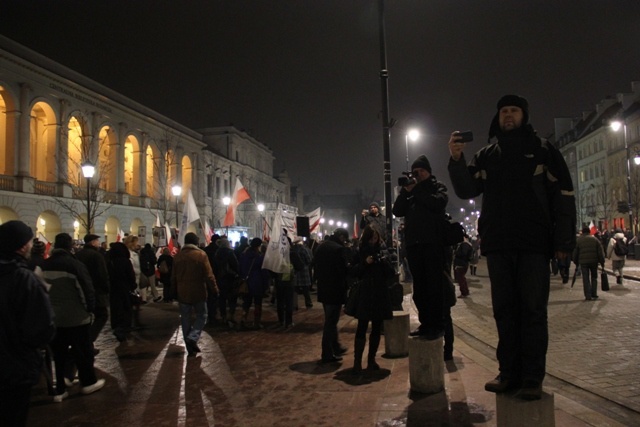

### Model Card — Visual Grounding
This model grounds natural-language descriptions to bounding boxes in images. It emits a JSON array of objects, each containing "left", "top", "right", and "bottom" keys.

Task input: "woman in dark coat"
[
  {"left": 107, "top": 242, "right": 137, "bottom": 341},
  {"left": 239, "top": 238, "right": 270, "bottom": 329},
  {"left": 156, "top": 248, "right": 174, "bottom": 301},
  {"left": 350, "top": 225, "right": 394, "bottom": 374}
]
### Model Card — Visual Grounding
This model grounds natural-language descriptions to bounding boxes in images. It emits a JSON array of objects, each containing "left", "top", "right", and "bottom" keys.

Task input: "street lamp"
[
  {"left": 172, "top": 185, "right": 182, "bottom": 230},
  {"left": 258, "top": 203, "right": 265, "bottom": 238},
  {"left": 611, "top": 120, "right": 636, "bottom": 236},
  {"left": 81, "top": 161, "right": 95, "bottom": 234},
  {"left": 405, "top": 129, "right": 420, "bottom": 171},
  {"left": 222, "top": 196, "right": 231, "bottom": 236}
]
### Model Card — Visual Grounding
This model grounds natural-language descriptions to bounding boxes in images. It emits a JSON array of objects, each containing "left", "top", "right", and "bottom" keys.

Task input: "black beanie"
[
  {"left": 0, "top": 220, "right": 34, "bottom": 254},
  {"left": 411, "top": 155, "right": 432, "bottom": 173},
  {"left": 488, "top": 94, "right": 530, "bottom": 140},
  {"left": 184, "top": 232, "right": 199, "bottom": 245},
  {"left": 54, "top": 233, "right": 73, "bottom": 251}
]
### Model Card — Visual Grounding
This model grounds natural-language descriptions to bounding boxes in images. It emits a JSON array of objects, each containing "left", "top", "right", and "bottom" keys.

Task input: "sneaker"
[
  {"left": 64, "top": 377, "right": 78, "bottom": 387},
  {"left": 185, "top": 338, "right": 201, "bottom": 354},
  {"left": 153, "top": 296, "right": 163, "bottom": 303},
  {"left": 81, "top": 378, "right": 105, "bottom": 395},
  {"left": 52, "top": 391, "right": 68, "bottom": 403}
]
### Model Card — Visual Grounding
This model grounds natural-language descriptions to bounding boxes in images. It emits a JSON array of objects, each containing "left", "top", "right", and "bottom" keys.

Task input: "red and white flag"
[
  {"left": 178, "top": 189, "right": 201, "bottom": 247},
  {"left": 307, "top": 207, "right": 322, "bottom": 234},
  {"left": 38, "top": 232, "right": 51, "bottom": 259},
  {"left": 164, "top": 222, "right": 176, "bottom": 256},
  {"left": 223, "top": 178, "right": 251, "bottom": 227},
  {"left": 352, "top": 214, "right": 359, "bottom": 239},
  {"left": 116, "top": 228, "right": 125, "bottom": 242},
  {"left": 589, "top": 220, "right": 597, "bottom": 235},
  {"left": 203, "top": 219, "right": 214, "bottom": 245}
]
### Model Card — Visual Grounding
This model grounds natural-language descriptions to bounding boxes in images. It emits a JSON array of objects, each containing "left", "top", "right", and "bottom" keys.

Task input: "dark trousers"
[
  {"left": 50, "top": 324, "right": 97, "bottom": 393},
  {"left": 444, "top": 305, "right": 454, "bottom": 355},
  {"left": 89, "top": 304, "right": 109, "bottom": 342},
  {"left": 486, "top": 252, "right": 550, "bottom": 383},
  {"left": 0, "top": 385, "right": 31, "bottom": 427},
  {"left": 454, "top": 265, "right": 469, "bottom": 296},
  {"left": 580, "top": 264, "right": 598, "bottom": 299},
  {"left": 321, "top": 303, "right": 342, "bottom": 359},
  {"left": 276, "top": 283, "right": 295, "bottom": 326},
  {"left": 406, "top": 244, "right": 445, "bottom": 334}
]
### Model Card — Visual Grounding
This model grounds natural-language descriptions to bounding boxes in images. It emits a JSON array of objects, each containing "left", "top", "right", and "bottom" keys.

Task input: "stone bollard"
[
  {"left": 408, "top": 336, "right": 444, "bottom": 394},
  {"left": 383, "top": 310, "right": 409, "bottom": 358},
  {"left": 496, "top": 390, "right": 555, "bottom": 427}
]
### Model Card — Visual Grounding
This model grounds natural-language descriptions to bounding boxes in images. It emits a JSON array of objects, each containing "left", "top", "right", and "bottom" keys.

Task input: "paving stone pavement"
[{"left": 24, "top": 257, "right": 640, "bottom": 426}]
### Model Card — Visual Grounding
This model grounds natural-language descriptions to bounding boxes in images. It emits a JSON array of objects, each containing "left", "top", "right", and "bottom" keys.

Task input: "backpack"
[{"left": 613, "top": 238, "right": 629, "bottom": 257}]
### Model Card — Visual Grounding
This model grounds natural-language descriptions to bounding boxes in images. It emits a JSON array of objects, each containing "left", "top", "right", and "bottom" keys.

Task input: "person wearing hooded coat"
[
  {"left": 107, "top": 241, "right": 137, "bottom": 342},
  {"left": 448, "top": 94, "right": 576, "bottom": 401}
]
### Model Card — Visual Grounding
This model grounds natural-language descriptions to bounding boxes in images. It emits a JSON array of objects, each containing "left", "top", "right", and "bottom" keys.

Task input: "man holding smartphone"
[
  {"left": 360, "top": 202, "right": 386, "bottom": 238},
  {"left": 447, "top": 95, "right": 576, "bottom": 400}
]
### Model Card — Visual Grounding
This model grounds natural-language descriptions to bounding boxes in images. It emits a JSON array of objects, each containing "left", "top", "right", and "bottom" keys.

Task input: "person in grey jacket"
[
  {"left": 41, "top": 233, "right": 105, "bottom": 402},
  {"left": 573, "top": 227, "right": 605, "bottom": 300}
]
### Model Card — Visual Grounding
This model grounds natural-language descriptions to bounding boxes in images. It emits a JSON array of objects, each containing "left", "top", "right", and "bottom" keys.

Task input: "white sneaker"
[
  {"left": 52, "top": 391, "right": 68, "bottom": 403},
  {"left": 64, "top": 377, "right": 78, "bottom": 387},
  {"left": 81, "top": 378, "right": 105, "bottom": 395}
]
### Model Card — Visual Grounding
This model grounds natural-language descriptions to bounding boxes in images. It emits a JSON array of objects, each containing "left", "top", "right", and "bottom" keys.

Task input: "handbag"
[
  {"left": 235, "top": 258, "right": 256, "bottom": 296},
  {"left": 600, "top": 267, "right": 610, "bottom": 291},
  {"left": 344, "top": 279, "right": 361, "bottom": 317}
]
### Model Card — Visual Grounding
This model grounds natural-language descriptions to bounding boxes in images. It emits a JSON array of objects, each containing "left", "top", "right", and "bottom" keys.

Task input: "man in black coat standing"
[
  {"left": 392, "top": 154, "right": 449, "bottom": 340},
  {"left": 314, "top": 228, "right": 352, "bottom": 363},
  {"left": 0, "top": 221, "right": 55, "bottom": 427}
]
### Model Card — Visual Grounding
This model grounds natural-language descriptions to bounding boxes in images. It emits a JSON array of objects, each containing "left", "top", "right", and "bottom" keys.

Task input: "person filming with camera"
[
  {"left": 360, "top": 202, "right": 386, "bottom": 238},
  {"left": 392, "top": 154, "right": 449, "bottom": 340}
]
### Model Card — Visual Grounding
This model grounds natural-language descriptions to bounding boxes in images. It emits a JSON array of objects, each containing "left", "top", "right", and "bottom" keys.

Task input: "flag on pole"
[
  {"left": 116, "top": 228, "right": 125, "bottom": 242},
  {"left": 352, "top": 213, "right": 359, "bottom": 239},
  {"left": 38, "top": 232, "right": 51, "bottom": 259},
  {"left": 164, "top": 222, "right": 176, "bottom": 255},
  {"left": 589, "top": 220, "right": 597, "bottom": 235},
  {"left": 223, "top": 178, "right": 251, "bottom": 227},
  {"left": 178, "top": 189, "right": 201, "bottom": 247},
  {"left": 307, "top": 207, "right": 322, "bottom": 234},
  {"left": 203, "top": 219, "right": 214, "bottom": 245},
  {"left": 262, "top": 206, "right": 291, "bottom": 274}
]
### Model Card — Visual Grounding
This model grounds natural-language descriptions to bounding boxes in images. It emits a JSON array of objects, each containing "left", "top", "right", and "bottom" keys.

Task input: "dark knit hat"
[
  {"left": 0, "top": 220, "right": 34, "bottom": 254},
  {"left": 411, "top": 154, "right": 432, "bottom": 173},
  {"left": 250, "top": 237, "right": 263, "bottom": 248},
  {"left": 488, "top": 94, "right": 530, "bottom": 139},
  {"left": 54, "top": 233, "right": 73, "bottom": 251},
  {"left": 333, "top": 228, "right": 349, "bottom": 240},
  {"left": 369, "top": 202, "right": 380, "bottom": 209},
  {"left": 32, "top": 239, "right": 46, "bottom": 255},
  {"left": 84, "top": 233, "right": 100, "bottom": 243},
  {"left": 184, "top": 232, "right": 199, "bottom": 246}
]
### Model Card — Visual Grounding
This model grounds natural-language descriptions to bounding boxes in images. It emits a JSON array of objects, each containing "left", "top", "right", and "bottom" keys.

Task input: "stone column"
[
  {"left": 496, "top": 391, "right": 555, "bottom": 427},
  {"left": 408, "top": 336, "right": 444, "bottom": 394},
  {"left": 383, "top": 310, "right": 409, "bottom": 358}
]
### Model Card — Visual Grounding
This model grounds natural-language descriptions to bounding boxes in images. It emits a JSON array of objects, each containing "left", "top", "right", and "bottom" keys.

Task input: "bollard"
[
  {"left": 383, "top": 310, "right": 409, "bottom": 358},
  {"left": 496, "top": 390, "right": 555, "bottom": 427},
  {"left": 408, "top": 336, "right": 444, "bottom": 394}
]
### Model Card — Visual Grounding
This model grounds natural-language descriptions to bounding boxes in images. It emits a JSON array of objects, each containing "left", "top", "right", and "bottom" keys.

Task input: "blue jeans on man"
[{"left": 179, "top": 301, "right": 208, "bottom": 350}]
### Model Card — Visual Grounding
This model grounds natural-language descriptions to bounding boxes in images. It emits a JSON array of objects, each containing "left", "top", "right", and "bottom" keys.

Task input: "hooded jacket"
[{"left": 448, "top": 125, "right": 576, "bottom": 256}]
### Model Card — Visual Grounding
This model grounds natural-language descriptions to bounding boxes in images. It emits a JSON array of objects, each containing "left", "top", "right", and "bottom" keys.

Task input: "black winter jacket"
[
  {"left": 392, "top": 175, "right": 449, "bottom": 248},
  {"left": 448, "top": 126, "right": 576, "bottom": 256},
  {"left": 0, "top": 254, "right": 55, "bottom": 386},
  {"left": 314, "top": 237, "right": 352, "bottom": 305}
]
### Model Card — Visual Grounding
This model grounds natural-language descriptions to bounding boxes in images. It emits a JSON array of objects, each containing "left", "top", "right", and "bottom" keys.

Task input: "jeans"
[
  {"left": 487, "top": 252, "right": 550, "bottom": 384},
  {"left": 179, "top": 301, "right": 208, "bottom": 343},
  {"left": 321, "top": 303, "right": 342, "bottom": 359},
  {"left": 580, "top": 264, "right": 598, "bottom": 299},
  {"left": 50, "top": 324, "right": 97, "bottom": 393}
]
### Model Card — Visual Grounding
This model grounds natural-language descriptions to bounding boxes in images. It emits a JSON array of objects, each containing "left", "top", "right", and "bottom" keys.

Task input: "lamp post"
[
  {"left": 257, "top": 203, "right": 265, "bottom": 239},
  {"left": 81, "top": 161, "right": 95, "bottom": 235},
  {"left": 611, "top": 121, "right": 635, "bottom": 236},
  {"left": 405, "top": 129, "right": 420, "bottom": 171},
  {"left": 172, "top": 185, "right": 182, "bottom": 231}
]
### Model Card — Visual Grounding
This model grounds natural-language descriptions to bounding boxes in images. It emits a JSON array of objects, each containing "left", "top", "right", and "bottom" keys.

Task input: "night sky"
[{"left": 2, "top": 0, "right": 640, "bottom": 213}]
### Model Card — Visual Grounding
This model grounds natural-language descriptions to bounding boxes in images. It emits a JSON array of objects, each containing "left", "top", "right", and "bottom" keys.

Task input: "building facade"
[{"left": 0, "top": 35, "right": 292, "bottom": 244}]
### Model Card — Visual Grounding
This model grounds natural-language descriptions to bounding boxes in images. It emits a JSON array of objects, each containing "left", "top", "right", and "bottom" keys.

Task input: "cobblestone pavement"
[{"left": 24, "top": 258, "right": 640, "bottom": 426}]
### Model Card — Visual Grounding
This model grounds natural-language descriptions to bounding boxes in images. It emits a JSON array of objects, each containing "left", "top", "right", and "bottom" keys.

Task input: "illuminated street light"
[
  {"left": 405, "top": 129, "right": 420, "bottom": 171},
  {"left": 81, "top": 161, "right": 95, "bottom": 234}
]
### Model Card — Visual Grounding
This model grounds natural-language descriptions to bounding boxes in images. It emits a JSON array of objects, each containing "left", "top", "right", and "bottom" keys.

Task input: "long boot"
[
  {"left": 367, "top": 334, "right": 381, "bottom": 370},
  {"left": 352, "top": 338, "right": 366, "bottom": 375}
]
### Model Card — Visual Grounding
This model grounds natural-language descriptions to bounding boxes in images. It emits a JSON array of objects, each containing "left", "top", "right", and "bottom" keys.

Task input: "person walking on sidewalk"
[
  {"left": 448, "top": 94, "right": 576, "bottom": 400},
  {"left": 238, "top": 238, "right": 270, "bottom": 329},
  {"left": 606, "top": 229, "right": 628, "bottom": 285},
  {"left": 573, "top": 226, "right": 605, "bottom": 301},
  {"left": 0, "top": 221, "right": 55, "bottom": 427},
  {"left": 453, "top": 234, "right": 473, "bottom": 298},
  {"left": 41, "top": 233, "right": 106, "bottom": 402},
  {"left": 349, "top": 225, "right": 393, "bottom": 374},
  {"left": 171, "top": 233, "right": 218, "bottom": 356}
]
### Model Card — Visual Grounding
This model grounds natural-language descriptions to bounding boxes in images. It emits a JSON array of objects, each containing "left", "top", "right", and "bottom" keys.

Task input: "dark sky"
[{"left": 2, "top": 0, "right": 640, "bottom": 212}]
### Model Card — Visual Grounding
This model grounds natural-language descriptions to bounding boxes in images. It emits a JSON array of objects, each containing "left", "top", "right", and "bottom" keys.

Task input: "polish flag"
[
  {"left": 165, "top": 222, "right": 177, "bottom": 256},
  {"left": 38, "top": 232, "right": 51, "bottom": 259},
  {"left": 589, "top": 220, "right": 597, "bottom": 235},
  {"left": 307, "top": 207, "right": 322, "bottom": 234},
  {"left": 223, "top": 178, "right": 251, "bottom": 227},
  {"left": 352, "top": 214, "right": 359, "bottom": 239},
  {"left": 116, "top": 228, "right": 125, "bottom": 242},
  {"left": 203, "top": 219, "right": 214, "bottom": 245}
]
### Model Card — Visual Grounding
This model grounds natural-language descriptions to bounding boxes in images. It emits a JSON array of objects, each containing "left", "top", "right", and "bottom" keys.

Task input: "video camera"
[{"left": 397, "top": 171, "right": 416, "bottom": 187}]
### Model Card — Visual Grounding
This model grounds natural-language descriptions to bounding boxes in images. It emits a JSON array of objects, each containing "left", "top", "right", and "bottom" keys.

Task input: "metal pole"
[
  {"left": 378, "top": 0, "right": 393, "bottom": 248},
  {"left": 175, "top": 196, "right": 179, "bottom": 232},
  {"left": 86, "top": 177, "right": 91, "bottom": 234},
  {"left": 624, "top": 124, "right": 634, "bottom": 236},
  {"left": 405, "top": 133, "right": 409, "bottom": 172}
]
